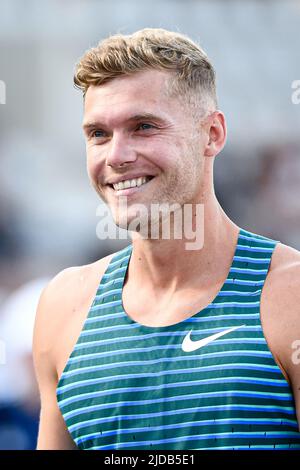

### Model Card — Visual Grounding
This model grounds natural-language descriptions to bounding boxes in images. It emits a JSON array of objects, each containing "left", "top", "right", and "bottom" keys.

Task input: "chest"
[{"left": 121, "top": 281, "right": 223, "bottom": 327}]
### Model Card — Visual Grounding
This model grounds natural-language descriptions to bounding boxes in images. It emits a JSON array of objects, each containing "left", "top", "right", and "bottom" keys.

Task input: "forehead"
[{"left": 83, "top": 69, "right": 178, "bottom": 126}]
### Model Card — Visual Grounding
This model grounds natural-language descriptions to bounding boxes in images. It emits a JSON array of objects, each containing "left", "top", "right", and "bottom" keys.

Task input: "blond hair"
[{"left": 74, "top": 28, "right": 217, "bottom": 115}]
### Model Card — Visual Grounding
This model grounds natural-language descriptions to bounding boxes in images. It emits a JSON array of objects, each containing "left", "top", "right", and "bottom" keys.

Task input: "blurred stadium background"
[{"left": 1, "top": 0, "right": 300, "bottom": 449}]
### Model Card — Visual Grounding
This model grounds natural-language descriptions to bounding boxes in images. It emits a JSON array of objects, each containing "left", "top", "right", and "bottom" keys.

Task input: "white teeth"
[
  {"left": 130, "top": 179, "right": 136, "bottom": 188},
  {"left": 112, "top": 176, "right": 151, "bottom": 191},
  {"left": 136, "top": 177, "right": 143, "bottom": 187}
]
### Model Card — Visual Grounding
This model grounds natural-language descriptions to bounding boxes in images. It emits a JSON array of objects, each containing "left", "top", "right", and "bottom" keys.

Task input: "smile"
[{"left": 108, "top": 176, "right": 154, "bottom": 193}]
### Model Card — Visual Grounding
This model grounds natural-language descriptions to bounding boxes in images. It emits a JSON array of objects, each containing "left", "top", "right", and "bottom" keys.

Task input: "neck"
[{"left": 128, "top": 192, "right": 240, "bottom": 293}]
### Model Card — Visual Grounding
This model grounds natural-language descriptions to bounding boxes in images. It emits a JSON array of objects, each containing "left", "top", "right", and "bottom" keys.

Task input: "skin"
[{"left": 33, "top": 69, "right": 300, "bottom": 449}]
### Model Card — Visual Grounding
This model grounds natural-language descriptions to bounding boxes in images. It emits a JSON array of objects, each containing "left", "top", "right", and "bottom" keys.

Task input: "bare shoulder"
[
  {"left": 264, "top": 241, "right": 300, "bottom": 300},
  {"left": 33, "top": 251, "right": 115, "bottom": 379},
  {"left": 261, "top": 241, "right": 300, "bottom": 381}
]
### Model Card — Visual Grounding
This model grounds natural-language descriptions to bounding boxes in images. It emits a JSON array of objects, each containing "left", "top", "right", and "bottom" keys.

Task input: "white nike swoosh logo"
[{"left": 182, "top": 325, "right": 246, "bottom": 352}]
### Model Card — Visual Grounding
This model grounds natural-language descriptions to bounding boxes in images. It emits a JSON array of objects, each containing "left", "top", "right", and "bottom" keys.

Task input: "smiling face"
[{"left": 83, "top": 69, "right": 209, "bottom": 229}]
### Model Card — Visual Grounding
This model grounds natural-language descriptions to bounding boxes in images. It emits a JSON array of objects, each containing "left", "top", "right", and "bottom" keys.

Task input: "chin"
[
  {"left": 114, "top": 212, "right": 150, "bottom": 236},
  {"left": 112, "top": 210, "right": 134, "bottom": 229},
  {"left": 113, "top": 218, "right": 130, "bottom": 230}
]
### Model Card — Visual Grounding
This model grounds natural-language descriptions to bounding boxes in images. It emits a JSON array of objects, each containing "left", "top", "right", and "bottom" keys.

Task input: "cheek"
[
  {"left": 86, "top": 157, "right": 96, "bottom": 183},
  {"left": 86, "top": 162, "right": 94, "bottom": 183},
  {"left": 86, "top": 146, "right": 105, "bottom": 182},
  {"left": 149, "top": 143, "right": 179, "bottom": 171}
]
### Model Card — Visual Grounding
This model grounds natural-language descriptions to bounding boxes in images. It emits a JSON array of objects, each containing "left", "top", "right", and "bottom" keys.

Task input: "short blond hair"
[{"left": 74, "top": 28, "right": 217, "bottom": 115}]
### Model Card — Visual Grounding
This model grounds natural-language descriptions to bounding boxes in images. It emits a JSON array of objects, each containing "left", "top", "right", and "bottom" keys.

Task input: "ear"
[{"left": 203, "top": 111, "right": 227, "bottom": 158}]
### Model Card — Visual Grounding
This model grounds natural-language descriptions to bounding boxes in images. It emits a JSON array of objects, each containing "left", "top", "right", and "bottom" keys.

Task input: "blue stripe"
[
  {"left": 94, "top": 288, "right": 122, "bottom": 299},
  {"left": 86, "top": 312, "right": 125, "bottom": 323},
  {"left": 233, "top": 256, "right": 271, "bottom": 263},
  {"left": 58, "top": 364, "right": 283, "bottom": 395},
  {"left": 93, "top": 289, "right": 262, "bottom": 303},
  {"left": 77, "top": 418, "right": 299, "bottom": 444},
  {"left": 66, "top": 399, "right": 296, "bottom": 421},
  {"left": 91, "top": 430, "right": 299, "bottom": 450},
  {"left": 230, "top": 268, "right": 268, "bottom": 274},
  {"left": 86, "top": 312, "right": 259, "bottom": 326},
  {"left": 88, "top": 299, "right": 122, "bottom": 311},
  {"left": 238, "top": 233, "right": 277, "bottom": 244},
  {"left": 60, "top": 354, "right": 280, "bottom": 381},
  {"left": 69, "top": 404, "right": 296, "bottom": 433},
  {"left": 91, "top": 276, "right": 124, "bottom": 290},
  {"left": 215, "top": 290, "right": 261, "bottom": 296},
  {"left": 74, "top": 336, "right": 267, "bottom": 351},
  {"left": 79, "top": 324, "right": 260, "bottom": 338},
  {"left": 62, "top": 345, "right": 273, "bottom": 370},
  {"left": 235, "top": 245, "right": 274, "bottom": 253},
  {"left": 66, "top": 348, "right": 273, "bottom": 366},
  {"left": 59, "top": 377, "right": 291, "bottom": 408},
  {"left": 107, "top": 253, "right": 131, "bottom": 268},
  {"left": 102, "top": 266, "right": 127, "bottom": 278},
  {"left": 224, "top": 279, "right": 264, "bottom": 286},
  {"left": 207, "top": 301, "right": 260, "bottom": 308}
]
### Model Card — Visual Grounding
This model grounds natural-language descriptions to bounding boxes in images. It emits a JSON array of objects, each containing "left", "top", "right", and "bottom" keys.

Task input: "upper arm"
[
  {"left": 290, "top": 360, "right": 300, "bottom": 431},
  {"left": 33, "top": 272, "right": 79, "bottom": 450},
  {"left": 284, "top": 318, "right": 300, "bottom": 431},
  {"left": 262, "top": 245, "right": 300, "bottom": 431},
  {"left": 32, "top": 254, "right": 115, "bottom": 449},
  {"left": 281, "top": 277, "right": 300, "bottom": 431}
]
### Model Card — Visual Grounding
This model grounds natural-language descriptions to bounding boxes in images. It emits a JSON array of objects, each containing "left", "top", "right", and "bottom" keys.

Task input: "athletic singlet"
[{"left": 56, "top": 228, "right": 300, "bottom": 450}]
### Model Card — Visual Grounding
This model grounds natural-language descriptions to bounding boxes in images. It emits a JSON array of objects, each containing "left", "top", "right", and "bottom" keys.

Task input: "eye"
[
  {"left": 137, "top": 123, "right": 155, "bottom": 131},
  {"left": 92, "top": 129, "right": 106, "bottom": 138}
]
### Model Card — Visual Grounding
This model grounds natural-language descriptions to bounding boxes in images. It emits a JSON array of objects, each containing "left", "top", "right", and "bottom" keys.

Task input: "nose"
[{"left": 106, "top": 132, "right": 137, "bottom": 168}]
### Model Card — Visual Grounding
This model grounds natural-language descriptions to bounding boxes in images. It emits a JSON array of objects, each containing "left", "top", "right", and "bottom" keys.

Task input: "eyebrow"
[{"left": 82, "top": 113, "right": 166, "bottom": 133}]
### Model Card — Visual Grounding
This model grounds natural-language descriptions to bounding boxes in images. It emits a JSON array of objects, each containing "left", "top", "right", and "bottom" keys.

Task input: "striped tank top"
[{"left": 56, "top": 228, "right": 300, "bottom": 450}]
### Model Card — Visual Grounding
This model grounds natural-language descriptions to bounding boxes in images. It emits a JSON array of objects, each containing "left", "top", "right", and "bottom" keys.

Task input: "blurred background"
[{"left": 1, "top": 0, "right": 300, "bottom": 449}]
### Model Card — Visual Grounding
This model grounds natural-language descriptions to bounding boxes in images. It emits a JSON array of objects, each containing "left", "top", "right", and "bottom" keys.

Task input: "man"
[{"left": 33, "top": 28, "right": 300, "bottom": 450}]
